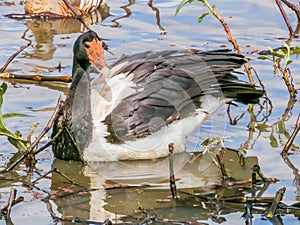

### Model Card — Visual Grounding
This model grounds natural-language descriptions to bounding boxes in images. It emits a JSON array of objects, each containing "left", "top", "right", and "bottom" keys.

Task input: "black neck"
[
  {"left": 72, "top": 56, "right": 90, "bottom": 77},
  {"left": 65, "top": 65, "right": 93, "bottom": 152}
]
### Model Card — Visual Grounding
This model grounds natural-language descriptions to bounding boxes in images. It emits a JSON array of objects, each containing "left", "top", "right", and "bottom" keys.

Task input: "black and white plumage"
[{"left": 51, "top": 31, "right": 263, "bottom": 162}]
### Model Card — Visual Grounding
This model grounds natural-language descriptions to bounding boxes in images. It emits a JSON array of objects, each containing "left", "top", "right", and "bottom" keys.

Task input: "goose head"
[{"left": 72, "top": 30, "right": 109, "bottom": 77}]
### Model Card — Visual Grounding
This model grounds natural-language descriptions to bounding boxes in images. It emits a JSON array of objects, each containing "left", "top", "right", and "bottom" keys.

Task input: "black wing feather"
[{"left": 104, "top": 49, "right": 262, "bottom": 143}]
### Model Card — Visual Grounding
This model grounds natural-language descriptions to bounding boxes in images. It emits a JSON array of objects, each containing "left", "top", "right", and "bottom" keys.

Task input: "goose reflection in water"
[{"left": 47, "top": 142, "right": 262, "bottom": 223}]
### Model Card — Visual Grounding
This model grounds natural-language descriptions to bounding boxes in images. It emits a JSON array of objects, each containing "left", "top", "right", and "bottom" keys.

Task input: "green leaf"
[
  {"left": 269, "top": 134, "right": 278, "bottom": 148},
  {"left": 0, "top": 82, "right": 27, "bottom": 152},
  {"left": 175, "top": 0, "right": 206, "bottom": 15},
  {"left": 286, "top": 59, "right": 293, "bottom": 66},
  {"left": 255, "top": 123, "right": 270, "bottom": 132},
  {"left": 0, "top": 82, "right": 7, "bottom": 96},
  {"left": 0, "top": 128, "right": 25, "bottom": 141},
  {"left": 0, "top": 83, "right": 7, "bottom": 111},
  {"left": 8, "top": 137, "right": 27, "bottom": 152},
  {"left": 277, "top": 120, "right": 286, "bottom": 134},
  {"left": 275, "top": 49, "right": 285, "bottom": 57},
  {"left": 282, "top": 43, "right": 290, "bottom": 56},
  {"left": 0, "top": 83, "right": 8, "bottom": 130},
  {"left": 3, "top": 113, "right": 31, "bottom": 119},
  {"left": 198, "top": 12, "right": 209, "bottom": 23},
  {"left": 176, "top": 0, "right": 193, "bottom": 16},
  {"left": 267, "top": 46, "right": 274, "bottom": 54},
  {"left": 257, "top": 56, "right": 272, "bottom": 61},
  {"left": 291, "top": 45, "right": 300, "bottom": 54},
  {"left": 201, "top": 137, "right": 222, "bottom": 147},
  {"left": 0, "top": 126, "right": 27, "bottom": 152}
]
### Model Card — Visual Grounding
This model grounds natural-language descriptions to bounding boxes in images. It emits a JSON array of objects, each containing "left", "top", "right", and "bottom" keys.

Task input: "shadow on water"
[{"left": 0, "top": 0, "right": 299, "bottom": 225}]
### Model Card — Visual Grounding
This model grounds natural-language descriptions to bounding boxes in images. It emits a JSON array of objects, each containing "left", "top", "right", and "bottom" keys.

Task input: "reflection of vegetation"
[
  {"left": 275, "top": 0, "right": 300, "bottom": 37},
  {"left": 258, "top": 44, "right": 299, "bottom": 98},
  {"left": 239, "top": 96, "right": 299, "bottom": 151},
  {"left": 0, "top": 82, "right": 29, "bottom": 152}
]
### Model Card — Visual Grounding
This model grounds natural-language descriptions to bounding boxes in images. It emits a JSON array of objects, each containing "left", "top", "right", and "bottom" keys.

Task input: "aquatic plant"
[
  {"left": 0, "top": 82, "right": 29, "bottom": 152},
  {"left": 258, "top": 44, "right": 299, "bottom": 98}
]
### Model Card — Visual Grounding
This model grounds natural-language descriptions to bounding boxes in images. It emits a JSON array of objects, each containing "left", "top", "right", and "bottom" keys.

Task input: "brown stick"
[
  {"left": 0, "top": 30, "right": 32, "bottom": 73},
  {"left": 0, "top": 72, "right": 72, "bottom": 83},
  {"left": 216, "top": 146, "right": 227, "bottom": 178},
  {"left": 1, "top": 190, "right": 23, "bottom": 217},
  {"left": 276, "top": 0, "right": 294, "bottom": 36},
  {"left": 6, "top": 187, "right": 17, "bottom": 218},
  {"left": 32, "top": 168, "right": 82, "bottom": 187},
  {"left": 202, "top": 1, "right": 254, "bottom": 84},
  {"left": 281, "top": 0, "right": 300, "bottom": 20},
  {"left": 168, "top": 143, "right": 178, "bottom": 199},
  {"left": 147, "top": 0, "right": 166, "bottom": 35},
  {"left": 0, "top": 44, "right": 30, "bottom": 73},
  {"left": 263, "top": 187, "right": 286, "bottom": 219},
  {"left": 62, "top": 0, "right": 91, "bottom": 31},
  {"left": 1, "top": 96, "right": 63, "bottom": 173},
  {"left": 281, "top": 113, "right": 300, "bottom": 155}
]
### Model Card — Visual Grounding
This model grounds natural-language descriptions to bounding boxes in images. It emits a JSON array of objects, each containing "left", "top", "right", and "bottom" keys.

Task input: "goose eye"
[{"left": 83, "top": 43, "right": 90, "bottom": 49}]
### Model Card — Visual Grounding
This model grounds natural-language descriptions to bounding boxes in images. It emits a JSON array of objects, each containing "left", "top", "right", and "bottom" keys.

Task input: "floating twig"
[
  {"left": 1, "top": 196, "right": 24, "bottom": 217},
  {"left": 227, "top": 178, "right": 252, "bottom": 186},
  {"left": 0, "top": 72, "right": 72, "bottom": 83}
]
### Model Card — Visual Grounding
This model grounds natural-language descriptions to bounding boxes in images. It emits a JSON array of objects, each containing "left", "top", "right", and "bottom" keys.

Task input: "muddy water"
[{"left": 0, "top": 0, "right": 299, "bottom": 225}]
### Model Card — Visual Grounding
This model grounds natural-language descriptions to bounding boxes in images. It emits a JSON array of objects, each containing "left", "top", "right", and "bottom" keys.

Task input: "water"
[{"left": 0, "top": 0, "right": 299, "bottom": 224}]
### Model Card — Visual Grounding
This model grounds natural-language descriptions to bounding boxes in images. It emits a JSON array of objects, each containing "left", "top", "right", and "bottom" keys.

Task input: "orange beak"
[{"left": 84, "top": 38, "right": 111, "bottom": 78}]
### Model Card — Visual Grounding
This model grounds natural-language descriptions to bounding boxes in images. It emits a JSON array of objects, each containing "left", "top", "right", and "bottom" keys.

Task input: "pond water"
[{"left": 0, "top": 0, "right": 299, "bottom": 224}]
